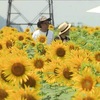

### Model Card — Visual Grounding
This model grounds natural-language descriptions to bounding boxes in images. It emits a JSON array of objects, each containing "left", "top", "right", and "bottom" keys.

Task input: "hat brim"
[
  {"left": 37, "top": 18, "right": 51, "bottom": 28},
  {"left": 59, "top": 24, "right": 71, "bottom": 35},
  {"left": 40, "top": 18, "right": 51, "bottom": 22}
]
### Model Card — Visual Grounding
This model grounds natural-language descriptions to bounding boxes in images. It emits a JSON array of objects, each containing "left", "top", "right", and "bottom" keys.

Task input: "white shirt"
[{"left": 32, "top": 30, "right": 54, "bottom": 44}]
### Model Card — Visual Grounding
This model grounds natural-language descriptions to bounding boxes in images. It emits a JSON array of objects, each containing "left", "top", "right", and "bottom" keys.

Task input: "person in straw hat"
[
  {"left": 32, "top": 16, "right": 54, "bottom": 44},
  {"left": 54, "top": 22, "right": 71, "bottom": 42}
]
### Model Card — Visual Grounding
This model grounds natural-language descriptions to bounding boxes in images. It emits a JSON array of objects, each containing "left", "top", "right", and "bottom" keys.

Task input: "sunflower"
[
  {"left": 18, "top": 34, "right": 24, "bottom": 41},
  {"left": 54, "top": 61, "right": 74, "bottom": 86},
  {"left": 94, "top": 63, "right": 100, "bottom": 84},
  {"left": 72, "top": 87, "right": 100, "bottom": 100},
  {"left": 82, "top": 25, "right": 89, "bottom": 31},
  {"left": 87, "top": 27, "right": 95, "bottom": 35},
  {"left": 93, "top": 51, "right": 100, "bottom": 63},
  {"left": 48, "top": 24, "right": 54, "bottom": 30},
  {"left": 20, "top": 72, "right": 41, "bottom": 90},
  {"left": 24, "top": 32, "right": 33, "bottom": 42},
  {"left": 0, "top": 70, "right": 10, "bottom": 83},
  {"left": 29, "top": 41, "right": 36, "bottom": 47},
  {"left": 0, "top": 43, "right": 3, "bottom": 50},
  {"left": 72, "top": 67, "right": 97, "bottom": 94},
  {"left": 2, "top": 54, "right": 32, "bottom": 85},
  {"left": 43, "top": 58, "right": 62, "bottom": 84},
  {"left": 0, "top": 50, "right": 11, "bottom": 70},
  {"left": 48, "top": 40, "right": 68, "bottom": 59},
  {"left": 35, "top": 43, "right": 45, "bottom": 54},
  {"left": 8, "top": 87, "right": 41, "bottom": 100},
  {"left": 35, "top": 43, "right": 47, "bottom": 55},
  {"left": 15, "top": 32, "right": 32, "bottom": 49},
  {"left": 66, "top": 49, "right": 90, "bottom": 71},
  {"left": 65, "top": 41, "right": 81, "bottom": 51},
  {"left": 94, "top": 63, "right": 100, "bottom": 74},
  {"left": 95, "top": 26, "right": 100, "bottom": 31},
  {"left": 87, "top": 53, "right": 95, "bottom": 62},
  {"left": 0, "top": 82, "right": 13, "bottom": 100},
  {"left": 0, "top": 29, "right": 4, "bottom": 37},
  {"left": 15, "top": 32, "right": 30, "bottom": 42},
  {"left": 70, "top": 26, "right": 77, "bottom": 32},
  {"left": 0, "top": 46, "right": 12, "bottom": 54},
  {"left": 36, "top": 34, "right": 47, "bottom": 43},
  {"left": 24, "top": 28, "right": 30, "bottom": 33},
  {"left": 44, "top": 53, "right": 52, "bottom": 63},
  {"left": 0, "top": 40, "right": 4, "bottom": 50},
  {"left": 6, "top": 40, "right": 13, "bottom": 48},
  {"left": 30, "top": 54, "right": 46, "bottom": 72},
  {"left": 8, "top": 46, "right": 28, "bottom": 57},
  {"left": 1, "top": 35, "right": 15, "bottom": 49},
  {"left": 0, "top": 26, "right": 18, "bottom": 36},
  {"left": 44, "top": 44, "right": 53, "bottom": 62}
]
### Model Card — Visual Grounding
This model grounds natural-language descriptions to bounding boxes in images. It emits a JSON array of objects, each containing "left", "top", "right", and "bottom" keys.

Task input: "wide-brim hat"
[
  {"left": 58, "top": 22, "right": 71, "bottom": 35},
  {"left": 37, "top": 16, "right": 51, "bottom": 28}
]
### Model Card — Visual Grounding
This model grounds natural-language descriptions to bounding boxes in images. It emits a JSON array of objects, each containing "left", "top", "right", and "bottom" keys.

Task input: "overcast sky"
[{"left": 0, "top": 0, "right": 100, "bottom": 30}]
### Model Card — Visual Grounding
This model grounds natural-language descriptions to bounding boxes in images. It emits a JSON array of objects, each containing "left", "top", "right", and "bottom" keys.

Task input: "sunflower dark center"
[
  {"left": 39, "top": 37, "right": 46, "bottom": 43},
  {"left": 95, "top": 53, "right": 100, "bottom": 62},
  {"left": 63, "top": 68, "right": 73, "bottom": 80},
  {"left": 0, "top": 30, "right": 3, "bottom": 34},
  {"left": 22, "top": 94, "right": 36, "bottom": 100},
  {"left": 0, "top": 44, "right": 2, "bottom": 50},
  {"left": 0, "top": 89, "right": 8, "bottom": 99},
  {"left": 26, "top": 37, "right": 31, "bottom": 40},
  {"left": 81, "top": 76, "right": 93, "bottom": 91},
  {"left": 83, "top": 97, "right": 94, "bottom": 100},
  {"left": 40, "top": 49, "right": 46, "bottom": 55},
  {"left": 56, "top": 47, "right": 65, "bottom": 57},
  {"left": 26, "top": 29, "right": 30, "bottom": 32},
  {"left": 34, "top": 59, "right": 44, "bottom": 69},
  {"left": 6, "top": 40, "right": 13, "bottom": 48},
  {"left": 31, "top": 42, "right": 35, "bottom": 47},
  {"left": 11, "top": 63, "right": 25, "bottom": 76},
  {"left": 21, "top": 76, "right": 36, "bottom": 88},
  {"left": 69, "top": 45, "right": 74, "bottom": 50},
  {"left": 19, "top": 36, "right": 24, "bottom": 41}
]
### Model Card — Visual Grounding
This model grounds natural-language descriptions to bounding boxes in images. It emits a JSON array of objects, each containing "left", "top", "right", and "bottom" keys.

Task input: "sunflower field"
[{"left": 0, "top": 25, "right": 100, "bottom": 100}]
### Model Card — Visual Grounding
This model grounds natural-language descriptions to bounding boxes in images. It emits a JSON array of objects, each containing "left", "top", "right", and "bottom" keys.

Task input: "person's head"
[
  {"left": 37, "top": 16, "right": 51, "bottom": 31},
  {"left": 58, "top": 22, "right": 71, "bottom": 39}
]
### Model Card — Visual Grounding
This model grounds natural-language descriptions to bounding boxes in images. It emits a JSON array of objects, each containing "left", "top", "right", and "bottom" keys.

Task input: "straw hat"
[
  {"left": 58, "top": 22, "right": 71, "bottom": 35},
  {"left": 37, "top": 16, "right": 51, "bottom": 28}
]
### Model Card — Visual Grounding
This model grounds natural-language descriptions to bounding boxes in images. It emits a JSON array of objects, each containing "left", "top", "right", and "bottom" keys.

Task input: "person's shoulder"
[
  {"left": 32, "top": 29, "right": 40, "bottom": 35},
  {"left": 34, "top": 29, "right": 40, "bottom": 33},
  {"left": 32, "top": 29, "right": 40, "bottom": 37}
]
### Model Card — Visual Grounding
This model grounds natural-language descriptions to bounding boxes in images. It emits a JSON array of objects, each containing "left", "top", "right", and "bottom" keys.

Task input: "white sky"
[{"left": 0, "top": 0, "right": 100, "bottom": 30}]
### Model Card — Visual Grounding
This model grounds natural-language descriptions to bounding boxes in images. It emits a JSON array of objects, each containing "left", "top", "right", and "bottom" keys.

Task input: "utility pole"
[
  {"left": 6, "top": 0, "right": 54, "bottom": 31},
  {"left": 6, "top": 0, "right": 12, "bottom": 26},
  {"left": 48, "top": 0, "right": 54, "bottom": 25}
]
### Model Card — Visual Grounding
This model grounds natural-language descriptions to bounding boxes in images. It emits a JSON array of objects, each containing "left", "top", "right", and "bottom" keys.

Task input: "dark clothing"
[{"left": 54, "top": 36, "right": 70, "bottom": 42}]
